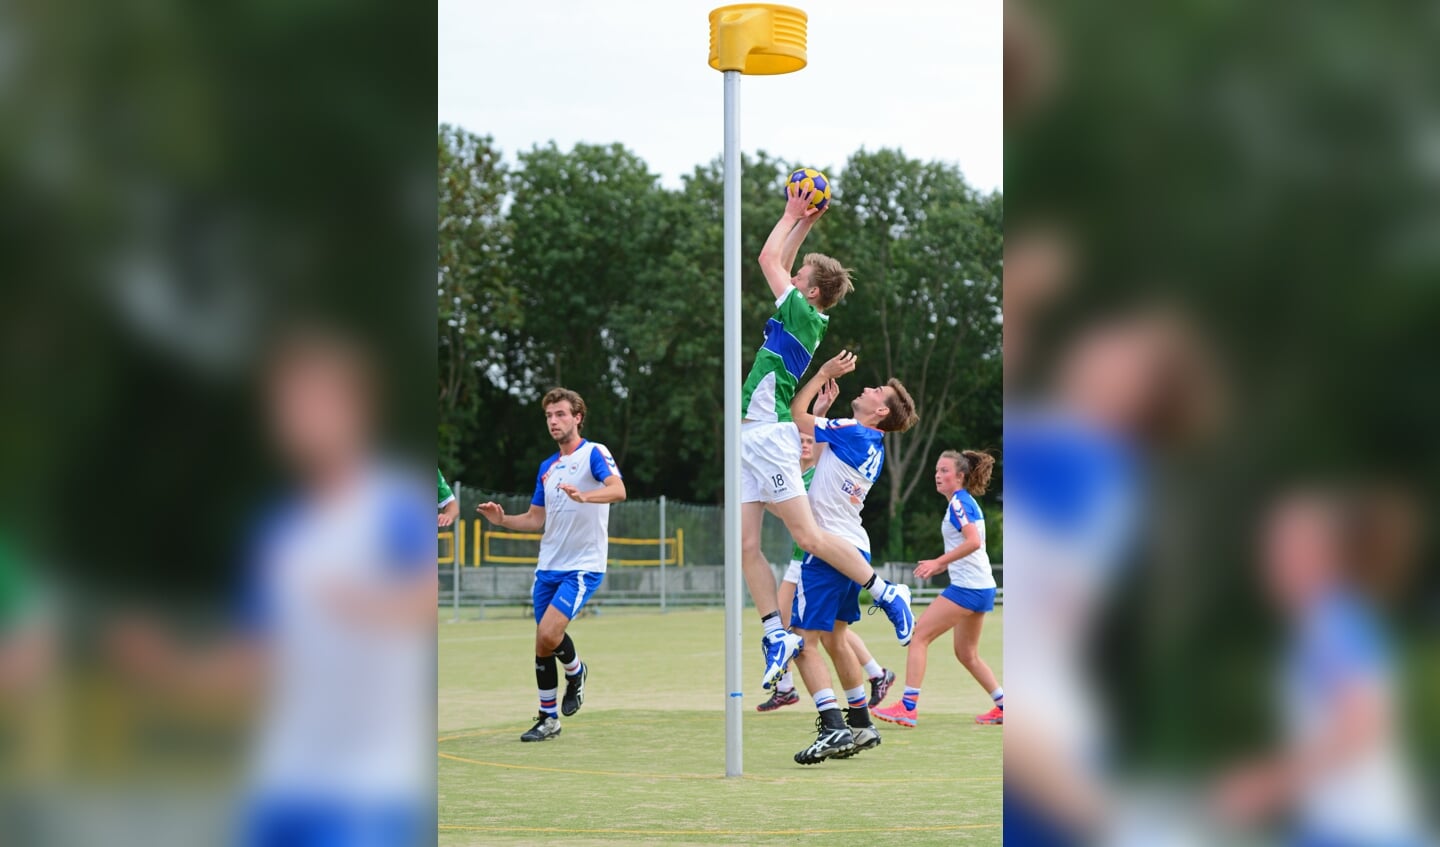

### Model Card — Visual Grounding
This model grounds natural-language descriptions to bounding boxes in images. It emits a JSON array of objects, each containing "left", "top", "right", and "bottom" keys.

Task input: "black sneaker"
[
  {"left": 794, "top": 716, "right": 855, "bottom": 765},
  {"left": 834, "top": 709, "right": 882, "bottom": 758},
  {"left": 756, "top": 688, "right": 800, "bottom": 712},
  {"left": 561, "top": 662, "right": 587, "bottom": 716},
  {"left": 520, "top": 712, "right": 562, "bottom": 742},
  {"left": 868, "top": 668, "right": 896, "bottom": 708}
]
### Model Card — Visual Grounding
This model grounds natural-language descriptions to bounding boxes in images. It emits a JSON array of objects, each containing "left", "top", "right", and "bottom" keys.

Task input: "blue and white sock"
[
  {"left": 813, "top": 688, "right": 838, "bottom": 713},
  {"left": 901, "top": 686, "right": 920, "bottom": 711},
  {"left": 844, "top": 686, "right": 868, "bottom": 710},
  {"left": 539, "top": 688, "right": 559, "bottom": 718},
  {"left": 990, "top": 687, "right": 1004, "bottom": 710}
]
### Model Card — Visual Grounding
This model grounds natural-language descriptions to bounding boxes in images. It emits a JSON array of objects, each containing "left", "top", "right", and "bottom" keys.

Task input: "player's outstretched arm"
[
  {"left": 757, "top": 189, "right": 822, "bottom": 300},
  {"left": 476, "top": 502, "right": 545, "bottom": 532},
  {"left": 791, "top": 351, "right": 856, "bottom": 435}
]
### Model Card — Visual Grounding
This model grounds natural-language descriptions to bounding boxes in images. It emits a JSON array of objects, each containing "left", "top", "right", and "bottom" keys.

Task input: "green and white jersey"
[
  {"left": 437, "top": 468, "right": 455, "bottom": 509},
  {"left": 788, "top": 465, "right": 818, "bottom": 562},
  {"left": 741, "top": 287, "right": 829, "bottom": 422}
]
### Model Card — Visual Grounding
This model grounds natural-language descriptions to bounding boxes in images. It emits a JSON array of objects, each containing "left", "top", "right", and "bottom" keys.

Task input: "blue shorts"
[
  {"left": 241, "top": 795, "right": 428, "bottom": 847},
  {"left": 533, "top": 570, "right": 604, "bottom": 624},
  {"left": 790, "top": 550, "right": 869, "bottom": 632},
  {"left": 942, "top": 584, "right": 995, "bottom": 613}
]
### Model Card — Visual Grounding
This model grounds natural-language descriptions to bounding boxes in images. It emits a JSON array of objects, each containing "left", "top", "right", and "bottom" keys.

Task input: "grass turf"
[{"left": 439, "top": 604, "right": 1002, "bottom": 846}]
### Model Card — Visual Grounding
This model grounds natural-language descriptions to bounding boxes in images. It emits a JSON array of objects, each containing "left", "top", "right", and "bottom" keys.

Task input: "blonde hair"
[{"left": 804, "top": 253, "right": 855, "bottom": 310}]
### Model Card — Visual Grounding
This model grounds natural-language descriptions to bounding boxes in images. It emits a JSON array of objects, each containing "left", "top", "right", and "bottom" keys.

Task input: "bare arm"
[
  {"left": 476, "top": 502, "right": 546, "bottom": 533},
  {"left": 110, "top": 620, "right": 268, "bottom": 704},
  {"left": 559, "top": 475, "right": 627, "bottom": 505},
  {"left": 757, "top": 190, "right": 822, "bottom": 300},
  {"left": 916, "top": 523, "right": 982, "bottom": 578},
  {"left": 791, "top": 351, "right": 856, "bottom": 435},
  {"left": 438, "top": 499, "right": 460, "bottom": 527}
]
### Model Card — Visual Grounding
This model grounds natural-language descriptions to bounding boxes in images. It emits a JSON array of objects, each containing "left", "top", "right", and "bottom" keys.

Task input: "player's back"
[{"left": 742, "top": 287, "right": 830, "bottom": 423}]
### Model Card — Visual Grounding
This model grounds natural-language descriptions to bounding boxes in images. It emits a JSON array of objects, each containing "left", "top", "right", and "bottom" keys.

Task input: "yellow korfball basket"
[{"left": 708, "top": 4, "right": 807, "bottom": 75}]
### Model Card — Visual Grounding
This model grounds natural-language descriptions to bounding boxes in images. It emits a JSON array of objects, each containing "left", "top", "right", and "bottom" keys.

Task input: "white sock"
[
  {"left": 539, "top": 688, "right": 558, "bottom": 717},
  {"left": 777, "top": 671, "right": 794, "bottom": 693},
  {"left": 762, "top": 615, "right": 784, "bottom": 636},
  {"left": 813, "top": 688, "right": 838, "bottom": 712},
  {"left": 990, "top": 687, "right": 1004, "bottom": 707},
  {"left": 867, "top": 575, "right": 890, "bottom": 596},
  {"left": 564, "top": 656, "right": 583, "bottom": 676},
  {"left": 862, "top": 659, "right": 884, "bottom": 679},
  {"left": 844, "top": 686, "right": 867, "bottom": 710}
]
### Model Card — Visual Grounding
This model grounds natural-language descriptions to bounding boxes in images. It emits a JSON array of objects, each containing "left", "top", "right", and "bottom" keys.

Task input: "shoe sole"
[
  {"left": 759, "top": 637, "right": 801, "bottom": 691},
  {"left": 794, "top": 744, "right": 854, "bottom": 765},
  {"left": 975, "top": 718, "right": 1003, "bottom": 725},
  {"left": 832, "top": 733, "right": 880, "bottom": 759},
  {"left": 756, "top": 698, "right": 799, "bottom": 712},
  {"left": 873, "top": 713, "right": 916, "bottom": 728},
  {"left": 520, "top": 728, "right": 562, "bottom": 742},
  {"left": 561, "top": 666, "right": 587, "bottom": 717}
]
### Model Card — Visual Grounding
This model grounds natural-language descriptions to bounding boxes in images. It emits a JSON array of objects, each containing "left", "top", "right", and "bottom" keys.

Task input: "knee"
[
  {"left": 535, "top": 627, "right": 563, "bottom": 655},
  {"left": 955, "top": 645, "right": 981, "bottom": 667},
  {"left": 790, "top": 526, "right": 822, "bottom": 553}
]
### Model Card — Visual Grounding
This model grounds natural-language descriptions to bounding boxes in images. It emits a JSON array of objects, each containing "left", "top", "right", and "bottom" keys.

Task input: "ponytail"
[{"left": 940, "top": 449, "right": 995, "bottom": 496}]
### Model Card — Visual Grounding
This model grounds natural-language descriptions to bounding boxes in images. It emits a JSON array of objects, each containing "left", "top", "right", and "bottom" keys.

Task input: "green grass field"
[{"left": 438, "top": 604, "right": 1002, "bottom": 847}]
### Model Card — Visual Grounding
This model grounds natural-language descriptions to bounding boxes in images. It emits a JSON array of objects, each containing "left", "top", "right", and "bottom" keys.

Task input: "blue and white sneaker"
[
  {"left": 760, "top": 629, "right": 803, "bottom": 690},
  {"left": 870, "top": 582, "right": 915, "bottom": 646}
]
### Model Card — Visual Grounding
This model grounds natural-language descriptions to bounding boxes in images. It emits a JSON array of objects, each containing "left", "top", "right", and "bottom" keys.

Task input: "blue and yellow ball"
[{"left": 786, "top": 167, "right": 831, "bottom": 211}]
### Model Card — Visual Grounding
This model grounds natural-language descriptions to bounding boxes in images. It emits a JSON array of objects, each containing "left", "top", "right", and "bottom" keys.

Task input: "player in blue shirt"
[
  {"left": 475, "top": 388, "right": 627, "bottom": 742},
  {"left": 784, "top": 351, "right": 919, "bottom": 763}
]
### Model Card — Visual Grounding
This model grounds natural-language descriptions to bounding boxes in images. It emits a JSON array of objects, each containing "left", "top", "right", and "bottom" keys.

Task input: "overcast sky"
[{"left": 439, "top": 0, "right": 1002, "bottom": 193}]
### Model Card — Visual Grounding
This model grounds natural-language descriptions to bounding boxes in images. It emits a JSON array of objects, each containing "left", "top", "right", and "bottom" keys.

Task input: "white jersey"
[
  {"left": 532, "top": 439, "right": 621, "bottom": 573},
  {"left": 943, "top": 490, "right": 994, "bottom": 588},
  {"left": 808, "top": 417, "right": 886, "bottom": 553},
  {"left": 242, "top": 465, "right": 433, "bottom": 802}
]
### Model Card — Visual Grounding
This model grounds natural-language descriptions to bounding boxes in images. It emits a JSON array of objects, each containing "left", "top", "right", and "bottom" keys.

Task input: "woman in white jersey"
[{"left": 875, "top": 449, "right": 1004, "bottom": 728}]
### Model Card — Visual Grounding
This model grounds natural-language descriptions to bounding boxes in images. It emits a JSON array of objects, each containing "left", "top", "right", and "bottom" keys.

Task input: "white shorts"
[
  {"left": 741, "top": 421, "right": 807, "bottom": 504},
  {"left": 782, "top": 558, "right": 803, "bottom": 585}
]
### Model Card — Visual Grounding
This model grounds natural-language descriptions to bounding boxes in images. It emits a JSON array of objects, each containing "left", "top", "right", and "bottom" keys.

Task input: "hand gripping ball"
[{"left": 786, "top": 167, "right": 831, "bottom": 211}]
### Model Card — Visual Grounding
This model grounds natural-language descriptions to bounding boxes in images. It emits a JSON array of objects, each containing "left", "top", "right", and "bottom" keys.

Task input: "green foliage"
[{"left": 438, "top": 128, "right": 1003, "bottom": 560}]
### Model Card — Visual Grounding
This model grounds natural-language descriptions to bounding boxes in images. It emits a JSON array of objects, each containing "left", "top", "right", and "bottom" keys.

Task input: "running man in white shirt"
[{"left": 476, "top": 388, "right": 626, "bottom": 742}]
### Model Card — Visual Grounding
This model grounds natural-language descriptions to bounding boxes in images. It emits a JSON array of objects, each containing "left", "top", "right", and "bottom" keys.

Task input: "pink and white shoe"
[
  {"left": 975, "top": 706, "right": 1004, "bottom": 725},
  {"left": 873, "top": 701, "right": 917, "bottom": 728}
]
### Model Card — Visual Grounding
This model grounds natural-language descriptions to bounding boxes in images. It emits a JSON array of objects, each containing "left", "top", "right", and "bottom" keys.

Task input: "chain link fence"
[{"left": 438, "top": 483, "right": 1000, "bottom": 617}]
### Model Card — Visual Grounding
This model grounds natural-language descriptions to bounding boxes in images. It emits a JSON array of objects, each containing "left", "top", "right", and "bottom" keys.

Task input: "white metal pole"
[
  {"left": 659, "top": 495, "right": 668, "bottom": 613},
  {"left": 722, "top": 68, "right": 744, "bottom": 778},
  {"left": 452, "top": 481, "right": 462, "bottom": 623}
]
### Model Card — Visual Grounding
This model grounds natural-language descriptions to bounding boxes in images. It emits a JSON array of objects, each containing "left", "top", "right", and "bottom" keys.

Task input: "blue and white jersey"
[
  {"left": 531, "top": 439, "right": 621, "bottom": 573},
  {"left": 1283, "top": 591, "right": 1423, "bottom": 842},
  {"left": 808, "top": 417, "right": 885, "bottom": 553},
  {"left": 239, "top": 464, "right": 433, "bottom": 803},
  {"left": 943, "top": 490, "right": 994, "bottom": 589}
]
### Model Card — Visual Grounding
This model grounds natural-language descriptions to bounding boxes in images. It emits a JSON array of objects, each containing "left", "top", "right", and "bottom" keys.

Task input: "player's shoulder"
[
  {"left": 952, "top": 489, "right": 983, "bottom": 518},
  {"left": 538, "top": 450, "right": 563, "bottom": 474}
]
